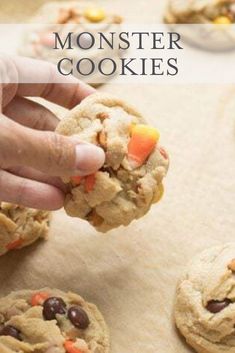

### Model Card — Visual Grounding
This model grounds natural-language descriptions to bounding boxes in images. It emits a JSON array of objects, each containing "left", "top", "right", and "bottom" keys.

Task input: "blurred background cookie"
[
  {"left": 0, "top": 287, "right": 109, "bottom": 353},
  {"left": 164, "top": 0, "right": 235, "bottom": 51},
  {"left": 0, "top": 202, "right": 50, "bottom": 256},
  {"left": 175, "top": 243, "right": 235, "bottom": 353},
  {"left": 19, "top": 1, "right": 123, "bottom": 85},
  {"left": 165, "top": 0, "right": 235, "bottom": 24}
]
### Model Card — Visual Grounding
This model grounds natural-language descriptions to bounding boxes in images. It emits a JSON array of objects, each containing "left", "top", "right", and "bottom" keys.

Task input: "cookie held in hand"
[
  {"left": 56, "top": 94, "right": 169, "bottom": 232},
  {"left": 0, "top": 202, "right": 50, "bottom": 256},
  {"left": 175, "top": 243, "right": 235, "bottom": 353},
  {"left": 0, "top": 288, "right": 109, "bottom": 353}
]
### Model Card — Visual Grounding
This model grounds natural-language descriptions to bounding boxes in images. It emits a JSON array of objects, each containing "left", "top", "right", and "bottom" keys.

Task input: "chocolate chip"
[
  {"left": 68, "top": 306, "right": 90, "bottom": 329},
  {"left": 0, "top": 325, "right": 22, "bottom": 341},
  {"left": 206, "top": 299, "right": 231, "bottom": 313},
  {"left": 43, "top": 297, "right": 67, "bottom": 320}
]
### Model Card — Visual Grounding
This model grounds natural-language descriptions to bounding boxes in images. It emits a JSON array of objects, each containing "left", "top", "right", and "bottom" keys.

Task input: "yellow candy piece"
[
  {"left": 213, "top": 16, "right": 232, "bottom": 25},
  {"left": 131, "top": 124, "right": 160, "bottom": 140},
  {"left": 153, "top": 183, "right": 164, "bottom": 204},
  {"left": 84, "top": 8, "right": 106, "bottom": 23}
]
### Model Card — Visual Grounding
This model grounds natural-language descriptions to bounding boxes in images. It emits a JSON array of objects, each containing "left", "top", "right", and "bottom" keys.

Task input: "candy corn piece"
[
  {"left": 85, "top": 174, "right": 96, "bottom": 192},
  {"left": 64, "top": 340, "right": 83, "bottom": 353},
  {"left": 128, "top": 124, "right": 160, "bottom": 168}
]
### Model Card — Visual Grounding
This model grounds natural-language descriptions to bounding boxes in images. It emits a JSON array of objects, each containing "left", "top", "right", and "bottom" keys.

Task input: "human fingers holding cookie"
[{"left": 0, "top": 55, "right": 105, "bottom": 210}]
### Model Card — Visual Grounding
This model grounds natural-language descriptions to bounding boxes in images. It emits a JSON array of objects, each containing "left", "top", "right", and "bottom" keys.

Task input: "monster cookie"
[
  {"left": 0, "top": 288, "right": 109, "bottom": 353},
  {"left": 175, "top": 243, "right": 235, "bottom": 353},
  {"left": 20, "top": 1, "right": 123, "bottom": 83},
  {"left": 164, "top": 0, "right": 235, "bottom": 51},
  {"left": 56, "top": 94, "right": 169, "bottom": 232},
  {"left": 165, "top": 0, "right": 235, "bottom": 23},
  {"left": 0, "top": 202, "right": 50, "bottom": 256}
]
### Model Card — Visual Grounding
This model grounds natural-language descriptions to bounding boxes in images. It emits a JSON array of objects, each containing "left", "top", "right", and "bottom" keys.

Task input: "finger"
[
  {"left": 11, "top": 56, "right": 95, "bottom": 108},
  {"left": 7, "top": 166, "right": 67, "bottom": 191},
  {"left": 1, "top": 83, "right": 17, "bottom": 109},
  {"left": 0, "top": 55, "right": 18, "bottom": 108},
  {"left": 0, "top": 115, "right": 105, "bottom": 177},
  {"left": 0, "top": 169, "right": 64, "bottom": 210},
  {"left": 3, "top": 96, "right": 59, "bottom": 131}
]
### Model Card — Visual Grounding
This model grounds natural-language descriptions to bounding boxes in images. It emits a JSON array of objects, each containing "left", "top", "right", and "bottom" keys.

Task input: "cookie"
[
  {"left": 20, "top": 1, "right": 123, "bottom": 84},
  {"left": 0, "top": 202, "right": 50, "bottom": 256},
  {"left": 164, "top": 0, "right": 235, "bottom": 51},
  {"left": 175, "top": 243, "right": 235, "bottom": 353},
  {"left": 165, "top": 0, "right": 235, "bottom": 23},
  {"left": 0, "top": 288, "right": 109, "bottom": 353},
  {"left": 56, "top": 93, "right": 169, "bottom": 232}
]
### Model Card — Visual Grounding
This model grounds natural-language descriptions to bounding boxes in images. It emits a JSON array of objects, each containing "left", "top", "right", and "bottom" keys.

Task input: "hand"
[{"left": 0, "top": 55, "right": 105, "bottom": 210}]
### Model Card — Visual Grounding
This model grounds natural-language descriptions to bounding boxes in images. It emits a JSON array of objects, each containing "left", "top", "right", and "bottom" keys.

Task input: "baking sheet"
[{"left": 0, "top": 1, "right": 235, "bottom": 353}]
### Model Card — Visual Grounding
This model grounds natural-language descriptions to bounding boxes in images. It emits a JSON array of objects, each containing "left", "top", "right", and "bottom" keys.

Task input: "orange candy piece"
[
  {"left": 85, "top": 174, "right": 96, "bottom": 192},
  {"left": 71, "top": 174, "right": 96, "bottom": 192},
  {"left": 128, "top": 124, "right": 160, "bottom": 168},
  {"left": 71, "top": 175, "right": 83, "bottom": 185},
  {"left": 6, "top": 238, "right": 23, "bottom": 250},
  {"left": 31, "top": 292, "right": 50, "bottom": 306},
  {"left": 64, "top": 340, "right": 83, "bottom": 353}
]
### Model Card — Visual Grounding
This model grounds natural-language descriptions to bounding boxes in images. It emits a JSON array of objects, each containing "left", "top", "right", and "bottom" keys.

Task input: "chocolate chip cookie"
[
  {"left": 0, "top": 202, "right": 50, "bottom": 256},
  {"left": 0, "top": 288, "right": 109, "bottom": 353},
  {"left": 175, "top": 243, "right": 235, "bottom": 353},
  {"left": 56, "top": 93, "right": 169, "bottom": 232},
  {"left": 164, "top": 0, "right": 235, "bottom": 51}
]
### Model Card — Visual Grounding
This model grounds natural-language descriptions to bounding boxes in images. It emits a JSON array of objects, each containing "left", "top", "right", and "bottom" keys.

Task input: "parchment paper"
[{"left": 0, "top": 1, "right": 235, "bottom": 353}]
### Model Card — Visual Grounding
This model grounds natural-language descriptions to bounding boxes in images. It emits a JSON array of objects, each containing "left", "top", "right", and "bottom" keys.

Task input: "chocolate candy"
[
  {"left": 0, "top": 325, "right": 22, "bottom": 341},
  {"left": 43, "top": 297, "right": 67, "bottom": 320},
  {"left": 206, "top": 299, "right": 231, "bottom": 313},
  {"left": 68, "top": 306, "right": 90, "bottom": 329}
]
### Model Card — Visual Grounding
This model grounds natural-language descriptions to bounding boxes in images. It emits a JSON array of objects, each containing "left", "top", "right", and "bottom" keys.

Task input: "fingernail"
[{"left": 75, "top": 144, "right": 105, "bottom": 175}]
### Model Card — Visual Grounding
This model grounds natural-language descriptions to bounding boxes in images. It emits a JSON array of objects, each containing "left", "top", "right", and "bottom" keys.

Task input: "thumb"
[{"left": 0, "top": 115, "right": 105, "bottom": 176}]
